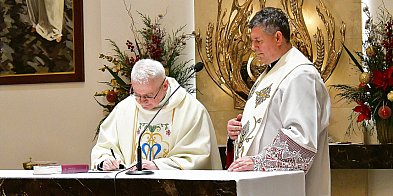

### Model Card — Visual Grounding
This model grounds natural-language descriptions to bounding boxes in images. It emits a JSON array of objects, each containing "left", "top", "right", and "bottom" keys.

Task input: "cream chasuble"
[
  {"left": 129, "top": 107, "right": 174, "bottom": 163},
  {"left": 235, "top": 49, "right": 312, "bottom": 159},
  {"left": 91, "top": 77, "right": 222, "bottom": 170},
  {"left": 235, "top": 47, "right": 331, "bottom": 196}
]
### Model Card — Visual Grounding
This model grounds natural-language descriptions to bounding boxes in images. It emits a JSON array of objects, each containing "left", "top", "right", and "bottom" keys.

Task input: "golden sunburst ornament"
[{"left": 196, "top": 0, "right": 346, "bottom": 109}]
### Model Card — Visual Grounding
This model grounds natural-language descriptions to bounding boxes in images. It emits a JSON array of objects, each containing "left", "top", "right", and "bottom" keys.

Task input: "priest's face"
[
  {"left": 250, "top": 26, "right": 282, "bottom": 65},
  {"left": 131, "top": 78, "right": 168, "bottom": 110}
]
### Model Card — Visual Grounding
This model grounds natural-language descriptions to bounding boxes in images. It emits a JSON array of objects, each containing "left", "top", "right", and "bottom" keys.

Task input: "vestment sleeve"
[
  {"left": 153, "top": 101, "right": 221, "bottom": 170},
  {"left": 90, "top": 107, "right": 125, "bottom": 169},
  {"left": 252, "top": 70, "right": 325, "bottom": 173}
]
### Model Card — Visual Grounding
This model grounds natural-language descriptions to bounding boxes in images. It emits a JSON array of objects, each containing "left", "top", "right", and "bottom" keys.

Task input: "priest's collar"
[
  {"left": 266, "top": 58, "right": 280, "bottom": 72},
  {"left": 270, "top": 58, "right": 280, "bottom": 67}
]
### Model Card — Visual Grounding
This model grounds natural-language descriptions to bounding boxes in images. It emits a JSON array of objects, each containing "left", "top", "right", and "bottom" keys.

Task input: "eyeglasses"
[{"left": 131, "top": 78, "right": 165, "bottom": 100}]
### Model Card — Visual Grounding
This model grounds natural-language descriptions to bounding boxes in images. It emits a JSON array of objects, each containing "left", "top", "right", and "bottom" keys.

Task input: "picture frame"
[{"left": 0, "top": 0, "right": 84, "bottom": 85}]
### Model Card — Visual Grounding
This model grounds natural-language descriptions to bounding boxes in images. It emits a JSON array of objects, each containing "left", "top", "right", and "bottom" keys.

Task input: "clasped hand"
[
  {"left": 227, "top": 114, "right": 242, "bottom": 140},
  {"left": 226, "top": 113, "right": 254, "bottom": 172}
]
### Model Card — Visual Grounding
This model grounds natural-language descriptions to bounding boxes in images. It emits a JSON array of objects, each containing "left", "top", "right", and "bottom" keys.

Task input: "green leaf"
[
  {"left": 103, "top": 64, "right": 128, "bottom": 87},
  {"left": 342, "top": 43, "right": 364, "bottom": 72}
]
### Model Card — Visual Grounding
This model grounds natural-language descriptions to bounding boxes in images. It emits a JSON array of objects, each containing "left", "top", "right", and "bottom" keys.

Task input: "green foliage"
[
  {"left": 330, "top": 5, "right": 393, "bottom": 135},
  {"left": 94, "top": 12, "right": 195, "bottom": 137}
]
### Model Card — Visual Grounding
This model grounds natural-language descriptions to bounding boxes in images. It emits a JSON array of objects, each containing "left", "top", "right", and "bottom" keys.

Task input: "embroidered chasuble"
[
  {"left": 225, "top": 60, "right": 278, "bottom": 169},
  {"left": 131, "top": 108, "right": 175, "bottom": 163},
  {"left": 233, "top": 47, "right": 331, "bottom": 196},
  {"left": 91, "top": 77, "right": 222, "bottom": 170},
  {"left": 234, "top": 54, "right": 308, "bottom": 160}
]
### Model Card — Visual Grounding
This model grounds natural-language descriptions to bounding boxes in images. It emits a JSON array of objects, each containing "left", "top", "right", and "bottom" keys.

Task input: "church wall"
[
  {"left": 1, "top": 0, "right": 392, "bottom": 195},
  {"left": 0, "top": 0, "right": 194, "bottom": 169},
  {"left": 195, "top": 0, "right": 393, "bottom": 195}
]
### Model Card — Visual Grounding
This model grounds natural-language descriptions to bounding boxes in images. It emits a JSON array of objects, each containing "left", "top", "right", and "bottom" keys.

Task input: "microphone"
[
  {"left": 194, "top": 61, "right": 204, "bottom": 72},
  {"left": 126, "top": 62, "right": 204, "bottom": 175}
]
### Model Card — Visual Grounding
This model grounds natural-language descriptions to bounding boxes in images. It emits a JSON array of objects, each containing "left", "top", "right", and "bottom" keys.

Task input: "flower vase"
[
  {"left": 362, "top": 121, "right": 377, "bottom": 144},
  {"left": 375, "top": 117, "right": 393, "bottom": 144},
  {"left": 363, "top": 132, "right": 371, "bottom": 145}
]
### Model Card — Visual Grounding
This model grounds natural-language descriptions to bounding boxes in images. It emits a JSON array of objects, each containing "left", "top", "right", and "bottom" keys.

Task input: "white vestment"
[
  {"left": 91, "top": 77, "right": 222, "bottom": 170},
  {"left": 235, "top": 47, "right": 331, "bottom": 196}
]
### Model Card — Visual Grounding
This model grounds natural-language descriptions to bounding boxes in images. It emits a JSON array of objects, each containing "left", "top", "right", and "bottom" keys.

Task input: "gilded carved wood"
[{"left": 196, "top": 0, "right": 346, "bottom": 109}]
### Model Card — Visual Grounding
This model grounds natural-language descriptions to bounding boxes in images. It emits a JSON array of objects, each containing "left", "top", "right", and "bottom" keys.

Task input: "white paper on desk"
[{"left": 33, "top": 165, "right": 61, "bottom": 175}]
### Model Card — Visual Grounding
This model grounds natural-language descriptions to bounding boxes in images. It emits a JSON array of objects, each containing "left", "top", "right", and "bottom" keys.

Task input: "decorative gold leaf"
[{"left": 196, "top": 0, "right": 345, "bottom": 108}]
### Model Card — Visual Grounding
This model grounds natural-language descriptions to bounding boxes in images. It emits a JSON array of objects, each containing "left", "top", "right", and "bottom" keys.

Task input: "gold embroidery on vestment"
[{"left": 255, "top": 84, "right": 272, "bottom": 108}]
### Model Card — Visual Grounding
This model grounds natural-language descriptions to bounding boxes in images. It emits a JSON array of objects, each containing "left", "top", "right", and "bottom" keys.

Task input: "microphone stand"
[{"left": 126, "top": 62, "right": 204, "bottom": 175}]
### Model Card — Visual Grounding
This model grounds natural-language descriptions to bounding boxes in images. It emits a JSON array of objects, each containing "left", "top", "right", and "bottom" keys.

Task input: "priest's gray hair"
[
  {"left": 131, "top": 59, "right": 166, "bottom": 84},
  {"left": 248, "top": 7, "right": 291, "bottom": 43}
]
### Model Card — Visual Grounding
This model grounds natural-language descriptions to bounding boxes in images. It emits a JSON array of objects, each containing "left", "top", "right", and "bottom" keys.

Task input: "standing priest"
[{"left": 226, "top": 7, "right": 331, "bottom": 196}]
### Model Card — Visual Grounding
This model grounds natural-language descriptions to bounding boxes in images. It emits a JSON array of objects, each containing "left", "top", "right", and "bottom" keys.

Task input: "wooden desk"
[{"left": 0, "top": 170, "right": 305, "bottom": 196}]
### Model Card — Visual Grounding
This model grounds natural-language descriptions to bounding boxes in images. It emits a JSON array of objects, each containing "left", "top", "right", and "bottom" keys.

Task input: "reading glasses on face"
[{"left": 131, "top": 78, "right": 165, "bottom": 100}]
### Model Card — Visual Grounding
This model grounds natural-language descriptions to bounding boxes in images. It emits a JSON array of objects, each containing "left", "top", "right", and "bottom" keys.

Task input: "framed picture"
[{"left": 0, "top": 0, "right": 84, "bottom": 85}]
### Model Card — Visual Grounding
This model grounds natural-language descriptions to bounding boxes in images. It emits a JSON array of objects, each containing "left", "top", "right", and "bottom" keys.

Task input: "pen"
[{"left": 110, "top": 148, "right": 117, "bottom": 159}]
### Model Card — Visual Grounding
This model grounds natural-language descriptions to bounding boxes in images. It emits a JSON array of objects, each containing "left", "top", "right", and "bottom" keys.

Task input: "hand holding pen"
[
  {"left": 110, "top": 148, "right": 117, "bottom": 159},
  {"left": 101, "top": 148, "right": 122, "bottom": 171}
]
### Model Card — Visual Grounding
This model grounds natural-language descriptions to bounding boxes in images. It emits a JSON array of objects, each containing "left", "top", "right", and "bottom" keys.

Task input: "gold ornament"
[
  {"left": 195, "top": 0, "right": 345, "bottom": 109},
  {"left": 359, "top": 72, "right": 371, "bottom": 83},
  {"left": 388, "top": 91, "right": 393, "bottom": 102},
  {"left": 366, "top": 46, "right": 375, "bottom": 57}
]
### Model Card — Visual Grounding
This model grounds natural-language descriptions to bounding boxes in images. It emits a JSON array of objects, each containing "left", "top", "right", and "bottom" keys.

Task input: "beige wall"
[
  {"left": 195, "top": 0, "right": 393, "bottom": 196},
  {"left": 1, "top": 0, "right": 393, "bottom": 195},
  {"left": 0, "top": 0, "right": 103, "bottom": 169},
  {"left": 0, "top": 0, "right": 194, "bottom": 169}
]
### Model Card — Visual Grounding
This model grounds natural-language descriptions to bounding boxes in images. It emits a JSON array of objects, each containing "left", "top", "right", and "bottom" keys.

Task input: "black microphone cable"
[
  {"left": 112, "top": 62, "right": 204, "bottom": 193},
  {"left": 113, "top": 164, "right": 136, "bottom": 196}
]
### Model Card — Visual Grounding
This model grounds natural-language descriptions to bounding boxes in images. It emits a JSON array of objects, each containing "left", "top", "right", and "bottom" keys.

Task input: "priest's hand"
[
  {"left": 227, "top": 113, "right": 242, "bottom": 140},
  {"left": 102, "top": 157, "right": 122, "bottom": 171},
  {"left": 129, "top": 160, "right": 159, "bottom": 171},
  {"left": 227, "top": 156, "right": 254, "bottom": 172}
]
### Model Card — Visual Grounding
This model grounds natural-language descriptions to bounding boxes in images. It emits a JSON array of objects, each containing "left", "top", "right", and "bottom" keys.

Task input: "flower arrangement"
[
  {"left": 94, "top": 12, "right": 195, "bottom": 137},
  {"left": 332, "top": 5, "right": 393, "bottom": 143}
]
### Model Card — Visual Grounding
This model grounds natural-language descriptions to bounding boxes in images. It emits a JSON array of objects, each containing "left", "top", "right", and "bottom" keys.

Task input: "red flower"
[
  {"left": 372, "top": 66, "right": 393, "bottom": 90},
  {"left": 353, "top": 101, "right": 371, "bottom": 122}
]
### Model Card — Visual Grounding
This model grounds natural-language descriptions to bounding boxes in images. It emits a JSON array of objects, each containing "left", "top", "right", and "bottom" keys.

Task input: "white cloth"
[
  {"left": 91, "top": 77, "right": 222, "bottom": 170},
  {"left": 236, "top": 47, "right": 331, "bottom": 196}
]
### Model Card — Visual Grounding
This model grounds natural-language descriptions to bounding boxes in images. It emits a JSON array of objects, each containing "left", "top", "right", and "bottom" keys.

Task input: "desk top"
[
  {"left": 0, "top": 169, "right": 303, "bottom": 180},
  {"left": 0, "top": 170, "right": 305, "bottom": 196}
]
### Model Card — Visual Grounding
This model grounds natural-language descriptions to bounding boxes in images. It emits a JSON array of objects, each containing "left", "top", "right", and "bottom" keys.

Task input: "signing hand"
[
  {"left": 227, "top": 156, "right": 254, "bottom": 172},
  {"left": 227, "top": 113, "right": 242, "bottom": 140},
  {"left": 102, "top": 157, "right": 122, "bottom": 171}
]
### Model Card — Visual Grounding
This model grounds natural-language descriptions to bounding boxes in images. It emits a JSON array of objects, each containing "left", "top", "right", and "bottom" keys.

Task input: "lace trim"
[{"left": 252, "top": 130, "right": 316, "bottom": 173}]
